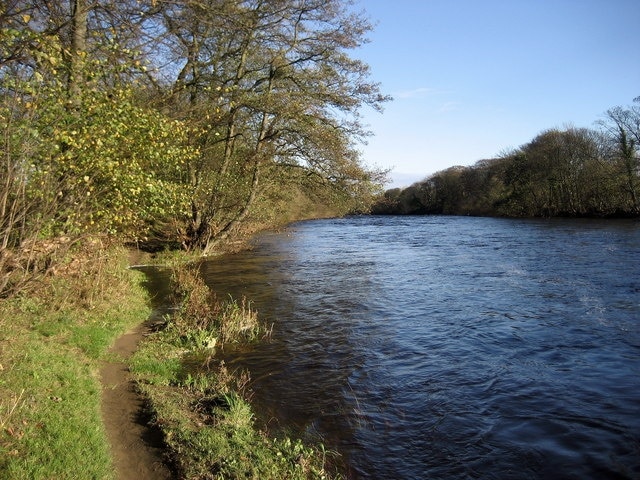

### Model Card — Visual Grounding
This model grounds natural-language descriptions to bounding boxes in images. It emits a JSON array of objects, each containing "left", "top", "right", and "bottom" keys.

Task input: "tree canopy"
[{"left": 1, "top": 0, "right": 389, "bottom": 295}]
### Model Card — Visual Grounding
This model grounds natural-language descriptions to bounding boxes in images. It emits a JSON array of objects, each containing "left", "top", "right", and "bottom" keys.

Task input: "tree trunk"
[
  {"left": 202, "top": 159, "right": 261, "bottom": 255},
  {"left": 68, "top": 0, "right": 87, "bottom": 109},
  {"left": 202, "top": 69, "right": 275, "bottom": 255}
]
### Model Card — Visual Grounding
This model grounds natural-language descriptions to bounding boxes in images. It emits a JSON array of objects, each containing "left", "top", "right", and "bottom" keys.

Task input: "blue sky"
[{"left": 354, "top": 0, "right": 640, "bottom": 188}]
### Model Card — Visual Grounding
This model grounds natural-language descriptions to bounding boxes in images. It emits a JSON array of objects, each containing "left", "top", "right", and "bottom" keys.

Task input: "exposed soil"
[{"left": 100, "top": 323, "right": 173, "bottom": 480}]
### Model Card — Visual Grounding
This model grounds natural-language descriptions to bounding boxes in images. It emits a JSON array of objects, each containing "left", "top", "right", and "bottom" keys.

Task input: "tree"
[
  {"left": 371, "top": 128, "right": 614, "bottom": 217},
  {"left": 156, "top": 0, "right": 389, "bottom": 254},
  {"left": 599, "top": 98, "right": 640, "bottom": 214},
  {"left": 1, "top": 0, "right": 390, "bottom": 267},
  {"left": 0, "top": 1, "right": 196, "bottom": 241}
]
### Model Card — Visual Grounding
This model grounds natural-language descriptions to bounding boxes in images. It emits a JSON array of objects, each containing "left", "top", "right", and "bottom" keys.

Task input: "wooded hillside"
[{"left": 373, "top": 99, "right": 640, "bottom": 218}]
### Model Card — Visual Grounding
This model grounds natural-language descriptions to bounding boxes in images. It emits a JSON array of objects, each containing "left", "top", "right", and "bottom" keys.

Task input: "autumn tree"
[
  {"left": 1, "top": 0, "right": 195, "bottom": 277},
  {"left": 371, "top": 124, "right": 633, "bottom": 218},
  {"left": 153, "top": 0, "right": 389, "bottom": 253}
]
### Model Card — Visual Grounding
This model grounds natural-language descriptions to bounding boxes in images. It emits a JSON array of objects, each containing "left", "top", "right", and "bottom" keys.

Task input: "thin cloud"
[
  {"left": 393, "top": 87, "right": 440, "bottom": 99},
  {"left": 437, "top": 101, "right": 461, "bottom": 113}
]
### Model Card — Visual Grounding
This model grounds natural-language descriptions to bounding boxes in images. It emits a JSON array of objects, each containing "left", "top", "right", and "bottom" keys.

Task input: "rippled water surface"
[{"left": 198, "top": 216, "right": 640, "bottom": 479}]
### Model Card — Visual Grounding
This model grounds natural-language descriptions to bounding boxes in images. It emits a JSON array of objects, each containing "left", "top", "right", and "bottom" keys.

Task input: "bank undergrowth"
[
  {"left": 0, "top": 241, "right": 150, "bottom": 479},
  {"left": 130, "top": 267, "right": 340, "bottom": 479}
]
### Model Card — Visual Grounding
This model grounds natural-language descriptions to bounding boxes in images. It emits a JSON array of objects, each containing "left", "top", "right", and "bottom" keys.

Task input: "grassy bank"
[
  {"left": 1, "top": 241, "right": 340, "bottom": 479},
  {"left": 130, "top": 267, "right": 340, "bottom": 479},
  {"left": 0, "top": 241, "right": 150, "bottom": 479}
]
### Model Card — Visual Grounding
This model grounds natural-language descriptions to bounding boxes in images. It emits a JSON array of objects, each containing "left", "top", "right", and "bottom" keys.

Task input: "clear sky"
[{"left": 354, "top": 0, "right": 640, "bottom": 188}]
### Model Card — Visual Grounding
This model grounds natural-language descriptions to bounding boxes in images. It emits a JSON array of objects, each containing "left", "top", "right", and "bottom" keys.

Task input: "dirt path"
[{"left": 100, "top": 323, "right": 173, "bottom": 480}]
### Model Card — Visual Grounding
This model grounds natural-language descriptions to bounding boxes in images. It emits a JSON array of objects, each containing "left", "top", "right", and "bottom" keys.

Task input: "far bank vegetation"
[{"left": 373, "top": 98, "right": 640, "bottom": 218}]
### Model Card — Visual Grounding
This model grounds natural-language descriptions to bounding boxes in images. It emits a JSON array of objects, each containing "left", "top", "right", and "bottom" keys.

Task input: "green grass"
[
  {"left": 0, "top": 244, "right": 150, "bottom": 479},
  {"left": 0, "top": 337, "right": 111, "bottom": 479},
  {"left": 0, "top": 246, "right": 340, "bottom": 479}
]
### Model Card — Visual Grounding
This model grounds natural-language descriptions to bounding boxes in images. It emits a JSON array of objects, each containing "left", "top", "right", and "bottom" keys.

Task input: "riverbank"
[
  {"left": 129, "top": 265, "right": 339, "bottom": 479},
  {"left": 0, "top": 241, "right": 339, "bottom": 479}
]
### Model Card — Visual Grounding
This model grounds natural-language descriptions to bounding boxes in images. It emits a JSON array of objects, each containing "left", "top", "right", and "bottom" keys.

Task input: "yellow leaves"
[
  {"left": 6, "top": 77, "right": 196, "bottom": 237},
  {"left": 22, "top": 14, "right": 31, "bottom": 23}
]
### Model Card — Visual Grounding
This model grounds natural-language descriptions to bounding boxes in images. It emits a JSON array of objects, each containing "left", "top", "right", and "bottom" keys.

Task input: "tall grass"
[
  {"left": 169, "top": 267, "right": 270, "bottom": 347},
  {"left": 130, "top": 267, "right": 338, "bottom": 480}
]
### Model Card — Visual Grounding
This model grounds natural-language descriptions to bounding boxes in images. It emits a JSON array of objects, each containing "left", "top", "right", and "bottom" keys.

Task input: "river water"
[{"left": 195, "top": 216, "right": 640, "bottom": 479}]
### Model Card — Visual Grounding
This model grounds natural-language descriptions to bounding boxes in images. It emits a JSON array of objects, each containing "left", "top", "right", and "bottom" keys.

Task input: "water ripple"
[{"left": 199, "top": 216, "right": 640, "bottom": 479}]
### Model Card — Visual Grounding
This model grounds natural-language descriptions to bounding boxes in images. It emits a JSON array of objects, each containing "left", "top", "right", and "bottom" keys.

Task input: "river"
[{"left": 193, "top": 216, "right": 640, "bottom": 479}]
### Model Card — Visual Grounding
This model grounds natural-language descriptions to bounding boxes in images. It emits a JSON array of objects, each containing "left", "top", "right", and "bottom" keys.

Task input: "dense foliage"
[
  {"left": 373, "top": 99, "right": 640, "bottom": 218},
  {"left": 1, "top": 0, "right": 389, "bottom": 296}
]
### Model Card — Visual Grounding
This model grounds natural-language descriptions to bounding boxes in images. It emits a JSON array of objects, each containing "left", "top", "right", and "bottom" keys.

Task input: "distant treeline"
[{"left": 372, "top": 98, "right": 640, "bottom": 218}]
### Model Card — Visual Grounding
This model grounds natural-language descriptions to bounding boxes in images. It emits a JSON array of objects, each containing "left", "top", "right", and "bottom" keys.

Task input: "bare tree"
[
  {"left": 599, "top": 98, "right": 640, "bottom": 214},
  {"left": 156, "top": 0, "right": 389, "bottom": 253}
]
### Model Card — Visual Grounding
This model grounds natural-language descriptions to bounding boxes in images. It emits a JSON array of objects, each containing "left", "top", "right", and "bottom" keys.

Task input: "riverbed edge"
[
  {"left": 128, "top": 257, "right": 343, "bottom": 479},
  {"left": 0, "top": 238, "right": 341, "bottom": 479}
]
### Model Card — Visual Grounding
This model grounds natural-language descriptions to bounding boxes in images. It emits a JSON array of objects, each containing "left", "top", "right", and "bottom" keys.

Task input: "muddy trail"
[
  {"left": 100, "top": 258, "right": 174, "bottom": 479},
  {"left": 100, "top": 322, "right": 173, "bottom": 480}
]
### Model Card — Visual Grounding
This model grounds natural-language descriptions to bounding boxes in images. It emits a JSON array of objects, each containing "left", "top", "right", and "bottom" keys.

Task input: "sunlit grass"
[
  {"left": 0, "top": 243, "right": 150, "bottom": 479},
  {"left": 0, "top": 246, "right": 339, "bottom": 479}
]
